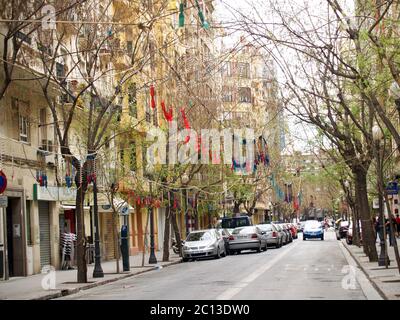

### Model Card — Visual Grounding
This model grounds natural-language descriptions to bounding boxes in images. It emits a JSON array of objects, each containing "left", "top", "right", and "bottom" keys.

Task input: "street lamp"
[
  {"left": 372, "top": 124, "right": 390, "bottom": 267},
  {"left": 146, "top": 165, "right": 157, "bottom": 264},
  {"left": 182, "top": 173, "right": 189, "bottom": 236},
  {"left": 91, "top": 153, "right": 104, "bottom": 278}
]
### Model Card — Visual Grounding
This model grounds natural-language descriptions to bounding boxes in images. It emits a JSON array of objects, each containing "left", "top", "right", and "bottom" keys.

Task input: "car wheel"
[
  {"left": 221, "top": 246, "right": 227, "bottom": 257},
  {"left": 182, "top": 257, "right": 189, "bottom": 262},
  {"left": 303, "top": 236, "right": 306, "bottom": 241},
  {"left": 321, "top": 236, "right": 324, "bottom": 241}
]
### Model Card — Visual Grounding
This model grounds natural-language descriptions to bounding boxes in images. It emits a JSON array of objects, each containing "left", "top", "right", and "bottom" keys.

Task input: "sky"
[{"left": 213, "top": 0, "right": 317, "bottom": 154}]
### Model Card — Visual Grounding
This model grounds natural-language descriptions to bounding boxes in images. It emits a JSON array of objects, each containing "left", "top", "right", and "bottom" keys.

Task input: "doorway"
[{"left": 6, "top": 197, "right": 25, "bottom": 277}]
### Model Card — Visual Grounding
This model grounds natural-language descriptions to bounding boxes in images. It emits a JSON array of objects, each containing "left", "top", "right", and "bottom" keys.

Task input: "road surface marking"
[{"left": 216, "top": 241, "right": 300, "bottom": 300}]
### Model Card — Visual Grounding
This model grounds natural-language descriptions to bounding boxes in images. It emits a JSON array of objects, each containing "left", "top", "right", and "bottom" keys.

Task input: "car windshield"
[{"left": 186, "top": 231, "right": 213, "bottom": 241}]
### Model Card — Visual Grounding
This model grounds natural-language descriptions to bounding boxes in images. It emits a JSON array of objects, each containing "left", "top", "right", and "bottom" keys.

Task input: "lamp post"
[
  {"left": 373, "top": 124, "right": 390, "bottom": 267},
  {"left": 146, "top": 165, "right": 157, "bottom": 264},
  {"left": 91, "top": 153, "right": 104, "bottom": 278}
]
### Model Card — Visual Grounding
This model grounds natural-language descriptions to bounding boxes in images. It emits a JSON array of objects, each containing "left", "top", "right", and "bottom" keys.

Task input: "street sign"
[
  {"left": 0, "top": 195, "right": 8, "bottom": 208},
  {"left": 120, "top": 205, "right": 129, "bottom": 215},
  {"left": 373, "top": 198, "right": 379, "bottom": 209},
  {"left": 385, "top": 181, "right": 398, "bottom": 195}
]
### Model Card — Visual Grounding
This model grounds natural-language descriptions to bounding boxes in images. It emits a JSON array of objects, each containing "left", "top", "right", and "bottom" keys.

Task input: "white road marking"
[
  {"left": 338, "top": 241, "right": 383, "bottom": 300},
  {"left": 216, "top": 241, "right": 300, "bottom": 300}
]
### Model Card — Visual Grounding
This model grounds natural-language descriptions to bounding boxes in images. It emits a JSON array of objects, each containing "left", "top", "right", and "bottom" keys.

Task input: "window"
[
  {"left": 128, "top": 82, "right": 137, "bottom": 118},
  {"left": 56, "top": 62, "right": 65, "bottom": 80},
  {"left": 222, "top": 86, "right": 233, "bottom": 102},
  {"left": 238, "top": 87, "right": 252, "bottom": 103},
  {"left": 130, "top": 141, "right": 136, "bottom": 172},
  {"left": 238, "top": 63, "right": 250, "bottom": 78},
  {"left": 17, "top": 100, "right": 30, "bottom": 142},
  {"left": 126, "top": 41, "right": 133, "bottom": 54}
]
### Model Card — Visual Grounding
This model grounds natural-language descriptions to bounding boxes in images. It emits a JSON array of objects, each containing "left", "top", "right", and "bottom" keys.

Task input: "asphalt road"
[{"left": 59, "top": 230, "right": 379, "bottom": 300}]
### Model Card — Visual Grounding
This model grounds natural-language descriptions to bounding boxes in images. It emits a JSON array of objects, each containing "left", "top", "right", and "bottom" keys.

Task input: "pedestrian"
[
  {"left": 396, "top": 214, "right": 400, "bottom": 238},
  {"left": 385, "top": 218, "right": 395, "bottom": 247},
  {"left": 376, "top": 216, "right": 383, "bottom": 242}
]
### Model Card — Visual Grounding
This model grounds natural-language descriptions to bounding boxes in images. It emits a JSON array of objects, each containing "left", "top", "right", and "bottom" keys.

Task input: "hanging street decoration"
[
  {"left": 180, "top": 107, "right": 191, "bottom": 144},
  {"left": 195, "top": 0, "right": 209, "bottom": 29},
  {"left": 150, "top": 84, "right": 156, "bottom": 109},
  {"left": 179, "top": 2, "right": 185, "bottom": 27},
  {"left": 0, "top": 170, "right": 7, "bottom": 194},
  {"left": 161, "top": 101, "right": 173, "bottom": 122}
]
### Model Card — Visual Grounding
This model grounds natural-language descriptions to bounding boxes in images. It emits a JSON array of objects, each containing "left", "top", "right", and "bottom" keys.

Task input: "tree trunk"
[
  {"left": 353, "top": 168, "right": 378, "bottom": 262},
  {"left": 75, "top": 175, "right": 87, "bottom": 283},
  {"left": 171, "top": 209, "right": 182, "bottom": 256},
  {"left": 162, "top": 193, "right": 172, "bottom": 262},
  {"left": 113, "top": 211, "right": 120, "bottom": 273}
]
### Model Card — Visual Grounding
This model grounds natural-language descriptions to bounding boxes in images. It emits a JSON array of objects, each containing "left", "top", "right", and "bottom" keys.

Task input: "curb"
[
  {"left": 342, "top": 241, "right": 388, "bottom": 300},
  {"left": 33, "top": 259, "right": 182, "bottom": 300}
]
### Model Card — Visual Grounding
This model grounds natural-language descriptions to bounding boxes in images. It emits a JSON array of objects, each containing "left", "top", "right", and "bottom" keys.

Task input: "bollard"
[{"left": 120, "top": 225, "right": 130, "bottom": 271}]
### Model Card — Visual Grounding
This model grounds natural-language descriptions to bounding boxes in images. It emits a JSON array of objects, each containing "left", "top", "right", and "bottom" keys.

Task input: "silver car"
[
  {"left": 257, "top": 224, "right": 282, "bottom": 248},
  {"left": 272, "top": 223, "right": 289, "bottom": 245},
  {"left": 228, "top": 226, "right": 267, "bottom": 254},
  {"left": 182, "top": 229, "right": 226, "bottom": 262}
]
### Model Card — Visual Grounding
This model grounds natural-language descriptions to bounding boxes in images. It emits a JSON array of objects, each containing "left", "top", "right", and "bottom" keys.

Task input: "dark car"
[
  {"left": 221, "top": 216, "right": 252, "bottom": 229},
  {"left": 336, "top": 221, "right": 349, "bottom": 240}
]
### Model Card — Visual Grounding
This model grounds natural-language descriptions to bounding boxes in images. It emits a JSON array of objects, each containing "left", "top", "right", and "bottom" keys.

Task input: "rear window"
[
  {"left": 232, "top": 227, "right": 255, "bottom": 234},
  {"left": 258, "top": 224, "right": 273, "bottom": 231},
  {"left": 221, "top": 216, "right": 251, "bottom": 228}
]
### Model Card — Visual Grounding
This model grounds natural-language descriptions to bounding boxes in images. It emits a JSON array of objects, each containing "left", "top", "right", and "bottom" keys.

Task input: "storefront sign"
[
  {"left": 385, "top": 181, "right": 398, "bottom": 195},
  {"left": 33, "top": 184, "right": 77, "bottom": 201},
  {"left": 0, "top": 195, "right": 7, "bottom": 208},
  {"left": 373, "top": 198, "right": 379, "bottom": 209}
]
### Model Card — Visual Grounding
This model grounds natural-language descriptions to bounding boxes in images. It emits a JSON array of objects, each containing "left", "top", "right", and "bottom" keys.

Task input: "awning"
[
  {"left": 98, "top": 197, "right": 134, "bottom": 213},
  {"left": 61, "top": 205, "right": 90, "bottom": 210}
]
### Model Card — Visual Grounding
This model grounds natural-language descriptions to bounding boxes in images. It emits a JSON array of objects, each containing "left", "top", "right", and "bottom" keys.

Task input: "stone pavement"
[
  {"left": 343, "top": 238, "right": 400, "bottom": 300},
  {"left": 0, "top": 250, "right": 181, "bottom": 300}
]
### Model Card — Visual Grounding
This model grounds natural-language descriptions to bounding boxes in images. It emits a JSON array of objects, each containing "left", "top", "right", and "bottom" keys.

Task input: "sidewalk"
[
  {"left": 0, "top": 250, "right": 181, "bottom": 300},
  {"left": 343, "top": 238, "right": 400, "bottom": 300}
]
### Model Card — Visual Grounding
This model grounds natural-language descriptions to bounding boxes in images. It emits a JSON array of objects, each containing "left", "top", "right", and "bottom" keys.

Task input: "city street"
[{"left": 58, "top": 231, "right": 380, "bottom": 300}]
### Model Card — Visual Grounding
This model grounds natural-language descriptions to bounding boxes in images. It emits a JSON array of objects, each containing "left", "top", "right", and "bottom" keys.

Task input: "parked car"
[
  {"left": 279, "top": 224, "right": 293, "bottom": 243},
  {"left": 182, "top": 229, "right": 226, "bottom": 262},
  {"left": 217, "top": 229, "right": 231, "bottom": 255},
  {"left": 257, "top": 224, "right": 282, "bottom": 248},
  {"left": 298, "top": 221, "right": 306, "bottom": 232},
  {"left": 273, "top": 223, "right": 289, "bottom": 245},
  {"left": 221, "top": 216, "right": 252, "bottom": 229},
  {"left": 346, "top": 222, "right": 362, "bottom": 245},
  {"left": 228, "top": 226, "right": 267, "bottom": 254},
  {"left": 336, "top": 221, "right": 349, "bottom": 240},
  {"left": 303, "top": 220, "right": 324, "bottom": 240},
  {"left": 287, "top": 223, "right": 298, "bottom": 239}
]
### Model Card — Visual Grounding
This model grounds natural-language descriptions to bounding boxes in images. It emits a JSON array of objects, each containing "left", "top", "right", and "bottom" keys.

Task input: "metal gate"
[{"left": 39, "top": 201, "right": 51, "bottom": 267}]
